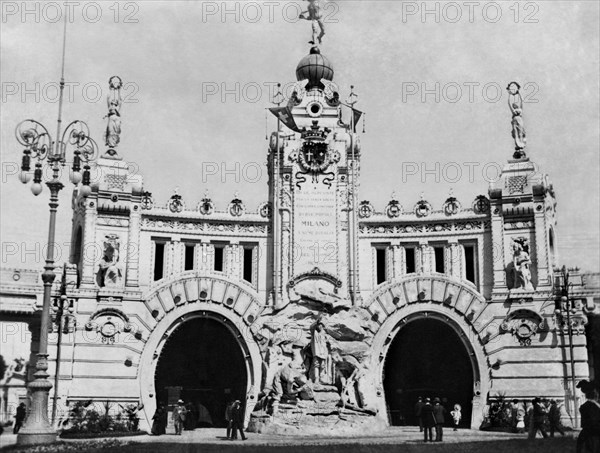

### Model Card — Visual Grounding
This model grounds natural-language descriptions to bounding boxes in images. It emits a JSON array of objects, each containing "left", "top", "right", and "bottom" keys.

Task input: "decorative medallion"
[
  {"left": 414, "top": 198, "right": 432, "bottom": 218},
  {"left": 385, "top": 197, "right": 403, "bottom": 218},
  {"left": 140, "top": 191, "right": 154, "bottom": 210},
  {"left": 259, "top": 201, "right": 273, "bottom": 218},
  {"left": 167, "top": 188, "right": 184, "bottom": 213},
  {"left": 228, "top": 193, "right": 245, "bottom": 217},
  {"left": 443, "top": 193, "right": 461, "bottom": 216},
  {"left": 358, "top": 200, "right": 374, "bottom": 219},
  {"left": 197, "top": 190, "right": 214, "bottom": 215},
  {"left": 500, "top": 309, "right": 544, "bottom": 346},
  {"left": 85, "top": 308, "right": 133, "bottom": 345},
  {"left": 472, "top": 195, "right": 490, "bottom": 214}
]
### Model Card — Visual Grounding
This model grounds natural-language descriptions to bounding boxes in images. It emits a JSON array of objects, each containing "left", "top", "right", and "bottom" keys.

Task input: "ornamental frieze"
[
  {"left": 141, "top": 218, "right": 269, "bottom": 235},
  {"left": 359, "top": 220, "right": 487, "bottom": 236}
]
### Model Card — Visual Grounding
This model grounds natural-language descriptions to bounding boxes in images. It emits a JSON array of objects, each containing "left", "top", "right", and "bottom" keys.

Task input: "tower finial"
[
  {"left": 299, "top": 0, "right": 326, "bottom": 49},
  {"left": 507, "top": 81, "right": 527, "bottom": 160}
]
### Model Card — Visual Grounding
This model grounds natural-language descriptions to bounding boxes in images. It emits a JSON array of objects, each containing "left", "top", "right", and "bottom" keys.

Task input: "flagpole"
[
  {"left": 347, "top": 86, "right": 359, "bottom": 305},
  {"left": 272, "top": 84, "right": 283, "bottom": 306}
]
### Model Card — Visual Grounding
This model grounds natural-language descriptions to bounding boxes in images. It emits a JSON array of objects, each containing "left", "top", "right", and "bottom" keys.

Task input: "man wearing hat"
[
  {"left": 172, "top": 399, "right": 187, "bottom": 435},
  {"left": 421, "top": 398, "right": 436, "bottom": 442},
  {"left": 230, "top": 399, "right": 247, "bottom": 441},
  {"left": 433, "top": 397, "right": 447, "bottom": 442},
  {"left": 414, "top": 397, "right": 425, "bottom": 432},
  {"left": 528, "top": 397, "right": 548, "bottom": 439}
]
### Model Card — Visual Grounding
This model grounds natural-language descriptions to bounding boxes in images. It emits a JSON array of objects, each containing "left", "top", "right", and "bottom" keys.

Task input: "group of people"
[
  {"left": 526, "top": 398, "right": 566, "bottom": 438},
  {"left": 150, "top": 399, "right": 199, "bottom": 435},
  {"left": 150, "top": 397, "right": 247, "bottom": 440},
  {"left": 414, "top": 397, "right": 461, "bottom": 442},
  {"left": 224, "top": 399, "right": 247, "bottom": 441}
]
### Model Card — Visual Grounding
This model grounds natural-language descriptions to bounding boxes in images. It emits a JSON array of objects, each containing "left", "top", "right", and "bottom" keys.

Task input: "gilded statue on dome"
[{"left": 299, "top": 0, "right": 325, "bottom": 46}]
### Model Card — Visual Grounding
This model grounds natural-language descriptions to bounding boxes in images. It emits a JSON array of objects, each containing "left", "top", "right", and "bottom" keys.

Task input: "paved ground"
[{"left": 0, "top": 427, "right": 576, "bottom": 452}]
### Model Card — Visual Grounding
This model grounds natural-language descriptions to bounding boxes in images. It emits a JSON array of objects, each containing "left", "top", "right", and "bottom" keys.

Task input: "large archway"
[
  {"left": 154, "top": 316, "right": 247, "bottom": 428},
  {"left": 383, "top": 318, "right": 474, "bottom": 427}
]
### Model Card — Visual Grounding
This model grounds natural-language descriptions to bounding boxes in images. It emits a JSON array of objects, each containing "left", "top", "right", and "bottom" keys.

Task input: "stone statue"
[
  {"left": 97, "top": 234, "right": 124, "bottom": 287},
  {"left": 267, "top": 361, "right": 314, "bottom": 415},
  {"left": 340, "top": 360, "right": 376, "bottom": 415},
  {"left": 507, "top": 82, "right": 526, "bottom": 158},
  {"left": 299, "top": 0, "right": 325, "bottom": 46},
  {"left": 104, "top": 76, "right": 123, "bottom": 149},
  {"left": 511, "top": 239, "right": 534, "bottom": 291},
  {"left": 310, "top": 320, "right": 331, "bottom": 383}
]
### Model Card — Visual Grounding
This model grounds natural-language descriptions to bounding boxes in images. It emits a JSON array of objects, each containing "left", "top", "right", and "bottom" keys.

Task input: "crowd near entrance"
[
  {"left": 154, "top": 316, "right": 247, "bottom": 429},
  {"left": 383, "top": 317, "right": 474, "bottom": 428}
]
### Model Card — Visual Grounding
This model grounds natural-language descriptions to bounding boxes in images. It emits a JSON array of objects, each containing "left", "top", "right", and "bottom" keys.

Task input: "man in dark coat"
[
  {"left": 13, "top": 403, "right": 26, "bottom": 434},
  {"left": 528, "top": 397, "right": 548, "bottom": 439},
  {"left": 414, "top": 397, "right": 425, "bottom": 431},
  {"left": 433, "top": 397, "right": 447, "bottom": 442},
  {"left": 421, "top": 398, "right": 435, "bottom": 442},
  {"left": 230, "top": 400, "right": 247, "bottom": 441},
  {"left": 225, "top": 400, "right": 234, "bottom": 439},
  {"left": 548, "top": 400, "right": 565, "bottom": 437}
]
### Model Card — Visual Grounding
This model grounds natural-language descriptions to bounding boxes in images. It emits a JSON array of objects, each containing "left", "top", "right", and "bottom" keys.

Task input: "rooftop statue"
[
  {"left": 299, "top": 0, "right": 325, "bottom": 46},
  {"left": 507, "top": 82, "right": 527, "bottom": 159},
  {"left": 104, "top": 76, "right": 123, "bottom": 150}
]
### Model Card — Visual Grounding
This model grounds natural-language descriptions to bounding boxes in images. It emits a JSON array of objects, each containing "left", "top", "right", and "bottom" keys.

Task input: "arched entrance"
[
  {"left": 154, "top": 316, "right": 247, "bottom": 428},
  {"left": 137, "top": 277, "right": 264, "bottom": 431},
  {"left": 383, "top": 317, "right": 474, "bottom": 427}
]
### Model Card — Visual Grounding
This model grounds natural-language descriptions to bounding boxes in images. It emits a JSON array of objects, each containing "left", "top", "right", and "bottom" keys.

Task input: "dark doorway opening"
[
  {"left": 154, "top": 317, "right": 247, "bottom": 428},
  {"left": 383, "top": 318, "right": 474, "bottom": 427}
]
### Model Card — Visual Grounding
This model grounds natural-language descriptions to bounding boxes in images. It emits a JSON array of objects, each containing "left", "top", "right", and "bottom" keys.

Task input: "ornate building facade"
[{"left": 2, "top": 41, "right": 599, "bottom": 434}]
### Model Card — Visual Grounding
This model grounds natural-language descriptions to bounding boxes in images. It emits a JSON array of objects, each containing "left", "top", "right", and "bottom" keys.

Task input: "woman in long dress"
[
  {"left": 576, "top": 380, "right": 600, "bottom": 453},
  {"left": 151, "top": 404, "right": 167, "bottom": 435}
]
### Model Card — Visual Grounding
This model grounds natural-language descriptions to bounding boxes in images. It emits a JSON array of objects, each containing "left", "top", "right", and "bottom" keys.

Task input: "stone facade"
[{"left": 1, "top": 47, "right": 599, "bottom": 434}]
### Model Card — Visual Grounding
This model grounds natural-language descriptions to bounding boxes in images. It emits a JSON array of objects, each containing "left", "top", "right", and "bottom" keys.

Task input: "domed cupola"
[{"left": 295, "top": 47, "right": 334, "bottom": 90}]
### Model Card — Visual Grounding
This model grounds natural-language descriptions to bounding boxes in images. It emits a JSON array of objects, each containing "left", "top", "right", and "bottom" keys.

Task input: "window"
[
  {"left": 154, "top": 242, "right": 165, "bottom": 281},
  {"left": 243, "top": 246, "right": 255, "bottom": 283},
  {"left": 375, "top": 247, "right": 387, "bottom": 285},
  {"left": 464, "top": 243, "right": 477, "bottom": 285},
  {"left": 184, "top": 244, "right": 195, "bottom": 271},
  {"left": 405, "top": 247, "right": 416, "bottom": 274},
  {"left": 214, "top": 245, "right": 225, "bottom": 272},
  {"left": 434, "top": 246, "right": 445, "bottom": 274}
]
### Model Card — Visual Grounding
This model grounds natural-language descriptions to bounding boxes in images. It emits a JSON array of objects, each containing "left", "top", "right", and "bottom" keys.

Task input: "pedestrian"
[
  {"left": 414, "top": 396, "right": 424, "bottom": 432},
  {"left": 184, "top": 402, "right": 197, "bottom": 430},
  {"left": 13, "top": 403, "right": 26, "bottom": 434},
  {"left": 151, "top": 403, "right": 167, "bottom": 435},
  {"left": 230, "top": 399, "right": 247, "bottom": 441},
  {"left": 515, "top": 400, "right": 526, "bottom": 433},
  {"left": 450, "top": 403, "right": 461, "bottom": 431},
  {"left": 576, "top": 380, "right": 600, "bottom": 453},
  {"left": 225, "top": 400, "right": 234, "bottom": 439},
  {"left": 172, "top": 399, "right": 187, "bottom": 435},
  {"left": 548, "top": 400, "right": 565, "bottom": 437},
  {"left": 433, "top": 397, "right": 446, "bottom": 442},
  {"left": 528, "top": 397, "right": 548, "bottom": 439},
  {"left": 421, "top": 397, "right": 435, "bottom": 442}
]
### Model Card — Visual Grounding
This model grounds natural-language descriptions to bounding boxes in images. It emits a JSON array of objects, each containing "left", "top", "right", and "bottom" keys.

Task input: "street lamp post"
[
  {"left": 15, "top": 110, "right": 97, "bottom": 445},
  {"left": 555, "top": 265, "right": 579, "bottom": 429},
  {"left": 50, "top": 264, "right": 77, "bottom": 426}
]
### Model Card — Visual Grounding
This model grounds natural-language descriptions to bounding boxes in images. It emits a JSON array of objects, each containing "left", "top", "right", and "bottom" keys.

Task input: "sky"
[{"left": 1, "top": 1, "right": 599, "bottom": 272}]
